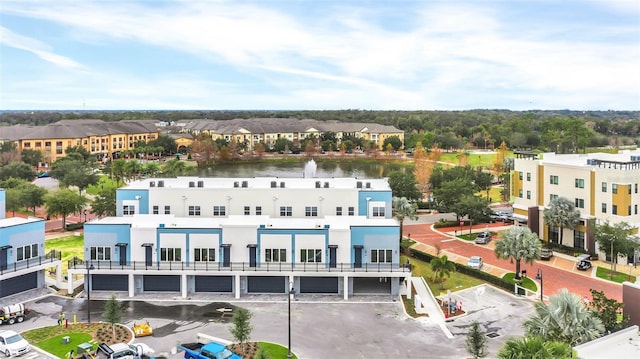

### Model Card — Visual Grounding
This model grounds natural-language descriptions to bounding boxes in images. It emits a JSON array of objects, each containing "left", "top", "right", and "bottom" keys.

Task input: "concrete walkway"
[{"left": 410, "top": 276, "right": 454, "bottom": 338}]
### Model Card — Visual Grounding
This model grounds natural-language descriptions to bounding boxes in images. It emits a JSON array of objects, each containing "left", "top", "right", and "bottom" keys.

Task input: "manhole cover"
[{"left": 486, "top": 332, "right": 500, "bottom": 338}]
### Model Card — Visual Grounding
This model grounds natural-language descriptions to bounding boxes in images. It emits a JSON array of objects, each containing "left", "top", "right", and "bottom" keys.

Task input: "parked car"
[
  {"left": 467, "top": 256, "right": 483, "bottom": 270},
  {"left": 489, "top": 210, "right": 512, "bottom": 223},
  {"left": 576, "top": 254, "right": 592, "bottom": 271},
  {"left": 475, "top": 232, "right": 492, "bottom": 244},
  {"left": 0, "top": 330, "right": 31, "bottom": 357},
  {"left": 540, "top": 248, "right": 554, "bottom": 260}
]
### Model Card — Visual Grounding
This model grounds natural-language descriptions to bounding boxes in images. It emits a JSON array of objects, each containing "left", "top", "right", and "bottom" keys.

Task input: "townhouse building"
[
  {"left": 0, "top": 189, "right": 62, "bottom": 298},
  {"left": 69, "top": 177, "right": 410, "bottom": 299},
  {"left": 512, "top": 150, "right": 640, "bottom": 259}
]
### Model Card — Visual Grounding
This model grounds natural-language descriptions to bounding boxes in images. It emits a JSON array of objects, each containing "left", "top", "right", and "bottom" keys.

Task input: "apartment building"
[
  {"left": 512, "top": 150, "right": 640, "bottom": 257},
  {"left": 178, "top": 118, "right": 404, "bottom": 151},
  {"left": 68, "top": 177, "right": 410, "bottom": 299},
  {"left": 0, "top": 189, "right": 62, "bottom": 298}
]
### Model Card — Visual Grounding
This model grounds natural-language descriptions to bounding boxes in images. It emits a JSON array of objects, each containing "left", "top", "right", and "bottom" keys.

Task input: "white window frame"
[
  {"left": 16, "top": 244, "right": 38, "bottom": 261},
  {"left": 160, "top": 248, "right": 182, "bottom": 262},
  {"left": 188, "top": 206, "right": 201, "bottom": 216},
  {"left": 305, "top": 206, "right": 318, "bottom": 217},
  {"left": 90, "top": 246, "right": 111, "bottom": 261},
  {"left": 372, "top": 206, "right": 385, "bottom": 217},
  {"left": 265, "top": 248, "right": 287, "bottom": 262},
  {"left": 213, "top": 206, "right": 226, "bottom": 216},
  {"left": 300, "top": 249, "right": 322, "bottom": 263},
  {"left": 280, "top": 206, "right": 292, "bottom": 217},
  {"left": 194, "top": 248, "right": 216, "bottom": 262},
  {"left": 371, "top": 249, "right": 393, "bottom": 263}
]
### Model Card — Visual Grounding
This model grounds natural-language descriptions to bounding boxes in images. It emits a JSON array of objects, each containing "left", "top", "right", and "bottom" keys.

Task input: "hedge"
[{"left": 65, "top": 222, "right": 84, "bottom": 231}]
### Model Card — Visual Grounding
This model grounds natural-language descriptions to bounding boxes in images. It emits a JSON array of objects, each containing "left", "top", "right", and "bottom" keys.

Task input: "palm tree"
[
  {"left": 392, "top": 196, "right": 418, "bottom": 242},
  {"left": 494, "top": 226, "right": 541, "bottom": 278},
  {"left": 543, "top": 197, "right": 580, "bottom": 248},
  {"left": 497, "top": 335, "right": 572, "bottom": 359},
  {"left": 430, "top": 255, "right": 456, "bottom": 289},
  {"left": 524, "top": 288, "right": 604, "bottom": 346}
]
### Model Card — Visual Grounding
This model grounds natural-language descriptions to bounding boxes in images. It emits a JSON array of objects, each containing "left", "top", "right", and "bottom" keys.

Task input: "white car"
[
  {"left": 467, "top": 256, "right": 483, "bottom": 270},
  {"left": 0, "top": 330, "right": 31, "bottom": 357}
]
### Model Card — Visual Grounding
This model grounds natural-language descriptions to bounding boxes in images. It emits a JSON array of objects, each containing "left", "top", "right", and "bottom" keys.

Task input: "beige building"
[{"left": 513, "top": 150, "right": 640, "bottom": 258}]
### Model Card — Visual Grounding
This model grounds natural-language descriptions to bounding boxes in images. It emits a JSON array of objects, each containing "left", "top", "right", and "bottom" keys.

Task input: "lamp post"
[
  {"left": 86, "top": 263, "right": 95, "bottom": 324},
  {"left": 535, "top": 269, "right": 543, "bottom": 302},
  {"left": 287, "top": 281, "right": 295, "bottom": 358}
]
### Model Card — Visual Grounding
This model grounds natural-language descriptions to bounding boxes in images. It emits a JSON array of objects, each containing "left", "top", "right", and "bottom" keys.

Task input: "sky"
[{"left": 1, "top": 0, "right": 639, "bottom": 111}]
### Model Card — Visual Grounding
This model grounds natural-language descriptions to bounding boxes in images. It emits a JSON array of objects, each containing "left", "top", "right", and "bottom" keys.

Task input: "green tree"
[
  {"left": 273, "top": 138, "right": 294, "bottom": 153},
  {"left": 382, "top": 135, "right": 403, "bottom": 151},
  {"left": 50, "top": 155, "right": 98, "bottom": 194},
  {"left": 524, "top": 288, "right": 604, "bottom": 346},
  {"left": 432, "top": 178, "right": 476, "bottom": 221},
  {"left": 230, "top": 307, "right": 253, "bottom": 356},
  {"left": 91, "top": 187, "right": 117, "bottom": 218},
  {"left": 457, "top": 195, "right": 489, "bottom": 235},
  {"left": 494, "top": 226, "right": 541, "bottom": 278},
  {"left": 430, "top": 255, "right": 456, "bottom": 289},
  {"left": 593, "top": 221, "right": 639, "bottom": 273},
  {"left": 387, "top": 172, "right": 421, "bottom": 202},
  {"left": 102, "top": 294, "right": 123, "bottom": 341},
  {"left": 5, "top": 187, "right": 22, "bottom": 215},
  {"left": 543, "top": 197, "right": 580, "bottom": 248},
  {"left": 20, "top": 182, "right": 47, "bottom": 215},
  {"left": 392, "top": 197, "right": 418, "bottom": 242},
  {"left": 161, "top": 159, "right": 195, "bottom": 177},
  {"left": 147, "top": 134, "right": 177, "bottom": 155},
  {"left": 0, "top": 162, "right": 36, "bottom": 181},
  {"left": 465, "top": 321, "right": 487, "bottom": 359},
  {"left": 21, "top": 149, "right": 43, "bottom": 168},
  {"left": 497, "top": 335, "right": 572, "bottom": 359},
  {"left": 44, "top": 189, "right": 87, "bottom": 230},
  {"left": 65, "top": 145, "right": 92, "bottom": 161},
  {"left": 588, "top": 289, "right": 629, "bottom": 334}
]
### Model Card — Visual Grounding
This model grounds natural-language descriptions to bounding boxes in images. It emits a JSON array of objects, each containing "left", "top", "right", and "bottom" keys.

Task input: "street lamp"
[
  {"left": 86, "top": 263, "right": 95, "bottom": 324},
  {"left": 288, "top": 281, "right": 295, "bottom": 358},
  {"left": 535, "top": 269, "right": 543, "bottom": 302}
]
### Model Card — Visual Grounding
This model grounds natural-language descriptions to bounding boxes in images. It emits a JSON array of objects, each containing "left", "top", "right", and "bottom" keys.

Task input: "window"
[
  {"left": 160, "top": 248, "right": 181, "bottom": 261},
  {"left": 630, "top": 186, "right": 633, "bottom": 195},
  {"left": 348, "top": 206, "right": 355, "bottom": 216},
  {"left": 256, "top": 206, "right": 262, "bottom": 215},
  {"left": 152, "top": 205, "right": 159, "bottom": 215},
  {"left": 601, "top": 203, "right": 607, "bottom": 213},
  {"left": 548, "top": 227, "right": 559, "bottom": 244},
  {"left": 612, "top": 184, "right": 618, "bottom": 194},
  {"left": 575, "top": 198, "right": 584, "bottom": 208},
  {"left": 372, "top": 206, "right": 385, "bottom": 217},
  {"left": 265, "top": 249, "right": 286, "bottom": 262},
  {"left": 244, "top": 206, "right": 250, "bottom": 215},
  {"left": 629, "top": 206, "right": 632, "bottom": 215},
  {"left": 635, "top": 205, "right": 638, "bottom": 215},
  {"left": 636, "top": 184, "right": 638, "bottom": 194},
  {"left": 90, "top": 246, "right": 111, "bottom": 261},
  {"left": 280, "top": 206, "right": 292, "bottom": 217},
  {"left": 550, "top": 175, "right": 559, "bottom": 185},
  {"left": 336, "top": 207, "right": 343, "bottom": 216},
  {"left": 123, "top": 205, "right": 135, "bottom": 215},
  {"left": 188, "top": 206, "right": 201, "bottom": 216},
  {"left": 164, "top": 205, "right": 171, "bottom": 215},
  {"left": 518, "top": 172, "right": 523, "bottom": 180},
  {"left": 612, "top": 205, "right": 618, "bottom": 215},
  {"left": 305, "top": 206, "right": 318, "bottom": 217},
  {"left": 371, "top": 249, "right": 393, "bottom": 263},
  {"left": 527, "top": 172, "right": 531, "bottom": 181},
  {"left": 575, "top": 178, "right": 584, "bottom": 188},
  {"left": 194, "top": 248, "right": 215, "bottom": 262},
  {"left": 602, "top": 182, "right": 607, "bottom": 192},
  {"left": 573, "top": 231, "right": 585, "bottom": 250},
  {"left": 212, "top": 206, "right": 226, "bottom": 216},
  {"left": 526, "top": 191, "right": 531, "bottom": 200},
  {"left": 16, "top": 244, "right": 38, "bottom": 261},
  {"left": 300, "top": 249, "right": 322, "bottom": 263},
  {"left": 518, "top": 189, "right": 523, "bottom": 198},
  {"left": 550, "top": 194, "right": 558, "bottom": 202}
]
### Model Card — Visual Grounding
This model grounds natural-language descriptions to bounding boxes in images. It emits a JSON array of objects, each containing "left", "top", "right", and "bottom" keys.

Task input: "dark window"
[{"left": 152, "top": 205, "right": 159, "bottom": 215}]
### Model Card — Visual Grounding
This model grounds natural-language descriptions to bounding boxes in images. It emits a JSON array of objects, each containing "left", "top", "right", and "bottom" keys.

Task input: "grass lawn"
[
  {"left": 45, "top": 235, "right": 84, "bottom": 276},
  {"left": 258, "top": 342, "right": 298, "bottom": 359},
  {"left": 86, "top": 175, "right": 120, "bottom": 195},
  {"left": 502, "top": 272, "right": 538, "bottom": 292},
  {"left": 596, "top": 266, "right": 637, "bottom": 283},
  {"left": 401, "top": 254, "right": 484, "bottom": 297},
  {"left": 457, "top": 231, "right": 496, "bottom": 242},
  {"left": 22, "top": 324, "right": 102, "bottom": 357}
]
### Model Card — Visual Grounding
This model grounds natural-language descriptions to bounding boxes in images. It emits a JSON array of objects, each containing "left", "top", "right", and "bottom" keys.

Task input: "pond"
[{"left": 197, "top": 158, "right": 412, "bottom": 179}]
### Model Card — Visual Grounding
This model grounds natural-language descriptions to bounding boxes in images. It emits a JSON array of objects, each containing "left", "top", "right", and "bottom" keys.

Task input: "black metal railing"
[
  {"left": 67, "top": 260, "right": 411, "bottom": 273},
  {"left": 0, "top": 252, "right": 62, "bottom": 275}
]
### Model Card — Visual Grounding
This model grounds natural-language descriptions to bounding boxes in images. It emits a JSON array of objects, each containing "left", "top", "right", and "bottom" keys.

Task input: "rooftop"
[{"left": 122, "top": 176, "right": 391, "bottom": 190}]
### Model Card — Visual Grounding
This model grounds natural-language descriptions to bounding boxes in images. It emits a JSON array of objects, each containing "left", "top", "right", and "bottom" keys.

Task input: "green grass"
[
  {"left": 45, "top": 235, "right": 85, "bottom": 275},
  {"left": 457, "top": 231, "right": 496, "bottom": 242},
  {"left": 86, "top": 175, "right": 120, "bottom": 195},
  {"left": 258, "top": 342, "right": 298, "bottom": 359},
  {"left": 596, "top": 266, "right": 637, "bottom": 283},
  {"left": 37, "top": 333, "right": 94, "bottom": 357},
  {"left": 22, "top": 324, "right": 100, "bottom": 357},
  {"left": 503, "top": 272, "right": 538, "bottom": 292},
  {"left": 401, "top": 254, "right": 484, "bottom": 297}
]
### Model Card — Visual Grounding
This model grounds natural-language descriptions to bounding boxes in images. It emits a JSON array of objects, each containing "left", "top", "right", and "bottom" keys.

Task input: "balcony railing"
[
  {"left": 68, "top": 260, "right": 411, "bottom": 273},
  {"left": 0, "top": 252, "right": 62, "bottom": 275}
]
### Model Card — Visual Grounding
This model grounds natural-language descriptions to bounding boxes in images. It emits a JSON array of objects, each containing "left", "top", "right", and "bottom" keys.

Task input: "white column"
[
  {"left": 181, "top": 273, "right": 187, "bottom": 298},
  {"left": 343, "top": 275, "right": 349, "bottom": 300},
  {"left": 405, "top": 274, "right": 412, "bottom": 299},
  {"left": 128, "top": 274, "right": 134, "bottom": 297},
  {"left": 56, "top": 263, "right": 63, "bottom": 288},
  {"left": 235, "top": 274, "right": 241, "bottom": 299},
  {"left": 67, "top": 272, "right": 74, "bottom": 295}
]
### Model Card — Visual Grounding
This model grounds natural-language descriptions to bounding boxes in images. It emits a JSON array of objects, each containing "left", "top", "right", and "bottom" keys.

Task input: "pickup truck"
[
  {"left": 0, "top": 330, "right": 31, "bottom": 357},
  {"left": 178, "top": 334, "right": 241, "bottom": 359}
]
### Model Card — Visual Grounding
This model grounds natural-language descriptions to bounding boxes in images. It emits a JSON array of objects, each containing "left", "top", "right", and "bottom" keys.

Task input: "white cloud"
[{"left": 0, "top": 26, "right": 84, "bottom": 70}]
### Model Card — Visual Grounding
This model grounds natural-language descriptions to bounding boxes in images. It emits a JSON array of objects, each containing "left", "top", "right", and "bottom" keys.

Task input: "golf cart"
[{"left": 576, "top": 254, "right": 592, "bottom": 271}]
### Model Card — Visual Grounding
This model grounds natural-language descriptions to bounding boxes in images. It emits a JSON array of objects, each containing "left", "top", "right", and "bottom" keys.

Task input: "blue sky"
[{"left": 1, "top": 0, "right": 639, "bottom": 111}]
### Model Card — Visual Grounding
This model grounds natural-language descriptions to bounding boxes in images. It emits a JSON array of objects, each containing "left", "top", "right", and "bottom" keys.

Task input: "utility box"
[
  {"left": 62, "top": 336, "right": 70, "bottom": 344},
  {"left": 77, "top": 342, "right": 93, "bottom": 354}
]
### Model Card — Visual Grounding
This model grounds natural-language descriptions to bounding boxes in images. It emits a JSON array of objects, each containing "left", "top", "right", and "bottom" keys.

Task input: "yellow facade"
[{"left": 612, "top": 184, "right": 631, "bottom": 216}]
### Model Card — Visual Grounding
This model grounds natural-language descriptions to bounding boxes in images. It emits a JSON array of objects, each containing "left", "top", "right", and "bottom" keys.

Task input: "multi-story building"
[
  {"left": 512, "top": 150, "right": 640, "bottom": 258},
  {"left": 68, "top": 177, "right": 410, "bottom": 299},
  {"left": 0, "top": 189, "right": 62, "bottom": 298}
]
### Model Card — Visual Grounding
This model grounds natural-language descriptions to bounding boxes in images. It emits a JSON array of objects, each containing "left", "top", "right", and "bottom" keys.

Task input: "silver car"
[{"left": 467, "top": 256, "right": 483, "bottom": 270}]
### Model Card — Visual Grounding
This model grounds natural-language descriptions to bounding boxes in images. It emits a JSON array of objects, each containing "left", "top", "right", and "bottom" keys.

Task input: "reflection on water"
[{"left": 197, "top": 159, "right": 410, "bottom": 179}]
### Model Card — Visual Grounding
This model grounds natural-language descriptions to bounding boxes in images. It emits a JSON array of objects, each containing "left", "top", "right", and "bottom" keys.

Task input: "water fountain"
[{"left": 303, "top": 159, "right": 317, "bottom": 178}]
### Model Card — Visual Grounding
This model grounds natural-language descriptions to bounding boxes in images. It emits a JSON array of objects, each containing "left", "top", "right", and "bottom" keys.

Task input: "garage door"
[
  {"left": 353, "top": 277, "right": 391, "bottom": 294},
  {"left": 195, "top": 276, "right": 233, "bottom": 292},
  {"left": 300, "top": 277, "right": 338, "bottom": 293},
  {"left": 247, "top": 276, "right": 285, "bottom": 293},
  {"left": 143, "top": 275, "right": 180, "bottom": 291},
  {"left": 0, "top": 272, "right": 37, "bottom": 297},
  {"left": 92, "top": 274, "right": 128, "bottom": 291}
]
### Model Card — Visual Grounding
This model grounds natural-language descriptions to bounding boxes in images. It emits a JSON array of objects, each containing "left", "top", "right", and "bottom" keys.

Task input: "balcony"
[{"left": 0, "top": 252, "right": 62, "bottom": 276}]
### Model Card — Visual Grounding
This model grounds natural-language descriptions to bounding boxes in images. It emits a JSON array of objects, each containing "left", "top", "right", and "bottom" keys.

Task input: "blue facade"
[
  {"left": 350, "top": 225, "right": 399, "bottom": 264},
  {"left": 156, "top": 227, "right": 222, "bottom": 263},
  {"left": 116, "top": 189, "right": 149, "bottom": 216},
  {"left": 256, "top": 228, "right": 330, "bottom": 263},
  {"left": 84, "top": 223, "right": 132, "bottom": 261},
  {"left": 0, "top": 220, "right": 45, "bottom": 266},
  {"left": 358, "top": 191, "right": 393, "bottom": 217}
]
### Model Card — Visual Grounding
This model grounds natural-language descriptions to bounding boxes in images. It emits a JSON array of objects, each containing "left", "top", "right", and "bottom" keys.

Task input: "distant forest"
[{"left": 1, "top": 109, "right": 639, "bottom": 153}]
